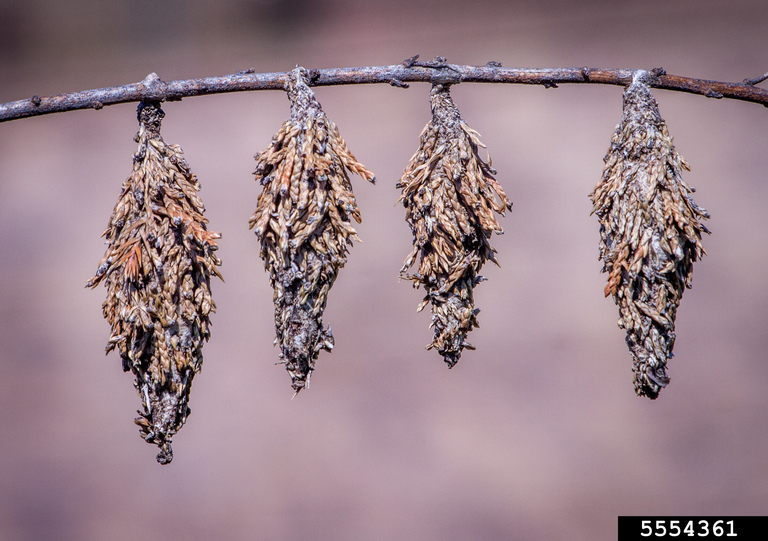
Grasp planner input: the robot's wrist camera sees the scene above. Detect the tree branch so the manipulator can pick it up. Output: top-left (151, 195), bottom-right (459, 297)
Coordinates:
top-left (2, 59), bottom-right (768, 123)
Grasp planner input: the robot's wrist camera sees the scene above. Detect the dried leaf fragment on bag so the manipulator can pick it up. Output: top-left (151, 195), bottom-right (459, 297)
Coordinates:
top-left (590, 77), bottom-right (709, 399)
top-left (87, 101), bottom-right (222, 463)
top-left (397, 83), bottom-right (512, 367)
top-left (249, 67), bottom-right (375, 395)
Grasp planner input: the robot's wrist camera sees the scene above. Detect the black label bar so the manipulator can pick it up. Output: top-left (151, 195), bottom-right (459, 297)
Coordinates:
top-left (618, 516), bottom-right (765, 540)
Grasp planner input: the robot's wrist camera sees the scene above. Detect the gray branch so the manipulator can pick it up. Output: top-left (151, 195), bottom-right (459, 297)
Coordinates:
top-left (2, 58), bottom-right (768, 123)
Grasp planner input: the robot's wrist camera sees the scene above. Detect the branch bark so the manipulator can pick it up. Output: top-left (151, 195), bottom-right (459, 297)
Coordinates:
top-left (2, 59), bottom-right (768, 123)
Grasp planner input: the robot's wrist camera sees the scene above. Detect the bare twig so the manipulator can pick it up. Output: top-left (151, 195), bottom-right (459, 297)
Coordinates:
top-left (2, 60), bottom-right (768, 122)
top-left (743, 71), bottom-right (768, 86)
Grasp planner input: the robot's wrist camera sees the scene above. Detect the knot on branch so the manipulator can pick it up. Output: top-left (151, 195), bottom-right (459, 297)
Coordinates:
top-left (629, 68), bottom-right (666, 90)
top-left (403, 54), bottom-right (462, 85)
top-left (141, 72), bottom-right (168, 102)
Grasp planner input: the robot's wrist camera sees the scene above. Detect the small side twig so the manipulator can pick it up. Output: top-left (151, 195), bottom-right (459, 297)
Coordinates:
top-left (743, 71), bottom-right (768, 86)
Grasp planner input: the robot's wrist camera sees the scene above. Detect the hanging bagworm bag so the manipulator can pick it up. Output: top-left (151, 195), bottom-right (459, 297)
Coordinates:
top-left (590, 76), bottom-right (709, 399)
top-left (87, 101), bottom-right (222, 463)
top-left (249, 67), bottom-right (375, 394)
top-left (398, 83), bottom-right (512, 368)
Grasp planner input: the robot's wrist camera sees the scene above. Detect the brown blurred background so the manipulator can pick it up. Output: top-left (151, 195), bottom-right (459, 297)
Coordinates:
top-left (1, 1), bottom-right (768, 539)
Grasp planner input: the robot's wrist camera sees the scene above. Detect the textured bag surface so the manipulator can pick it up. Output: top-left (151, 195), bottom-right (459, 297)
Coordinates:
top-left (250, 67), bottom-right (375, 394)
top-left (590, 78), bottom-right (709, 398)
top-left (398, 83), bottom-right (512, 367)
top-left (88, 101), bottom-right (222, 463)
